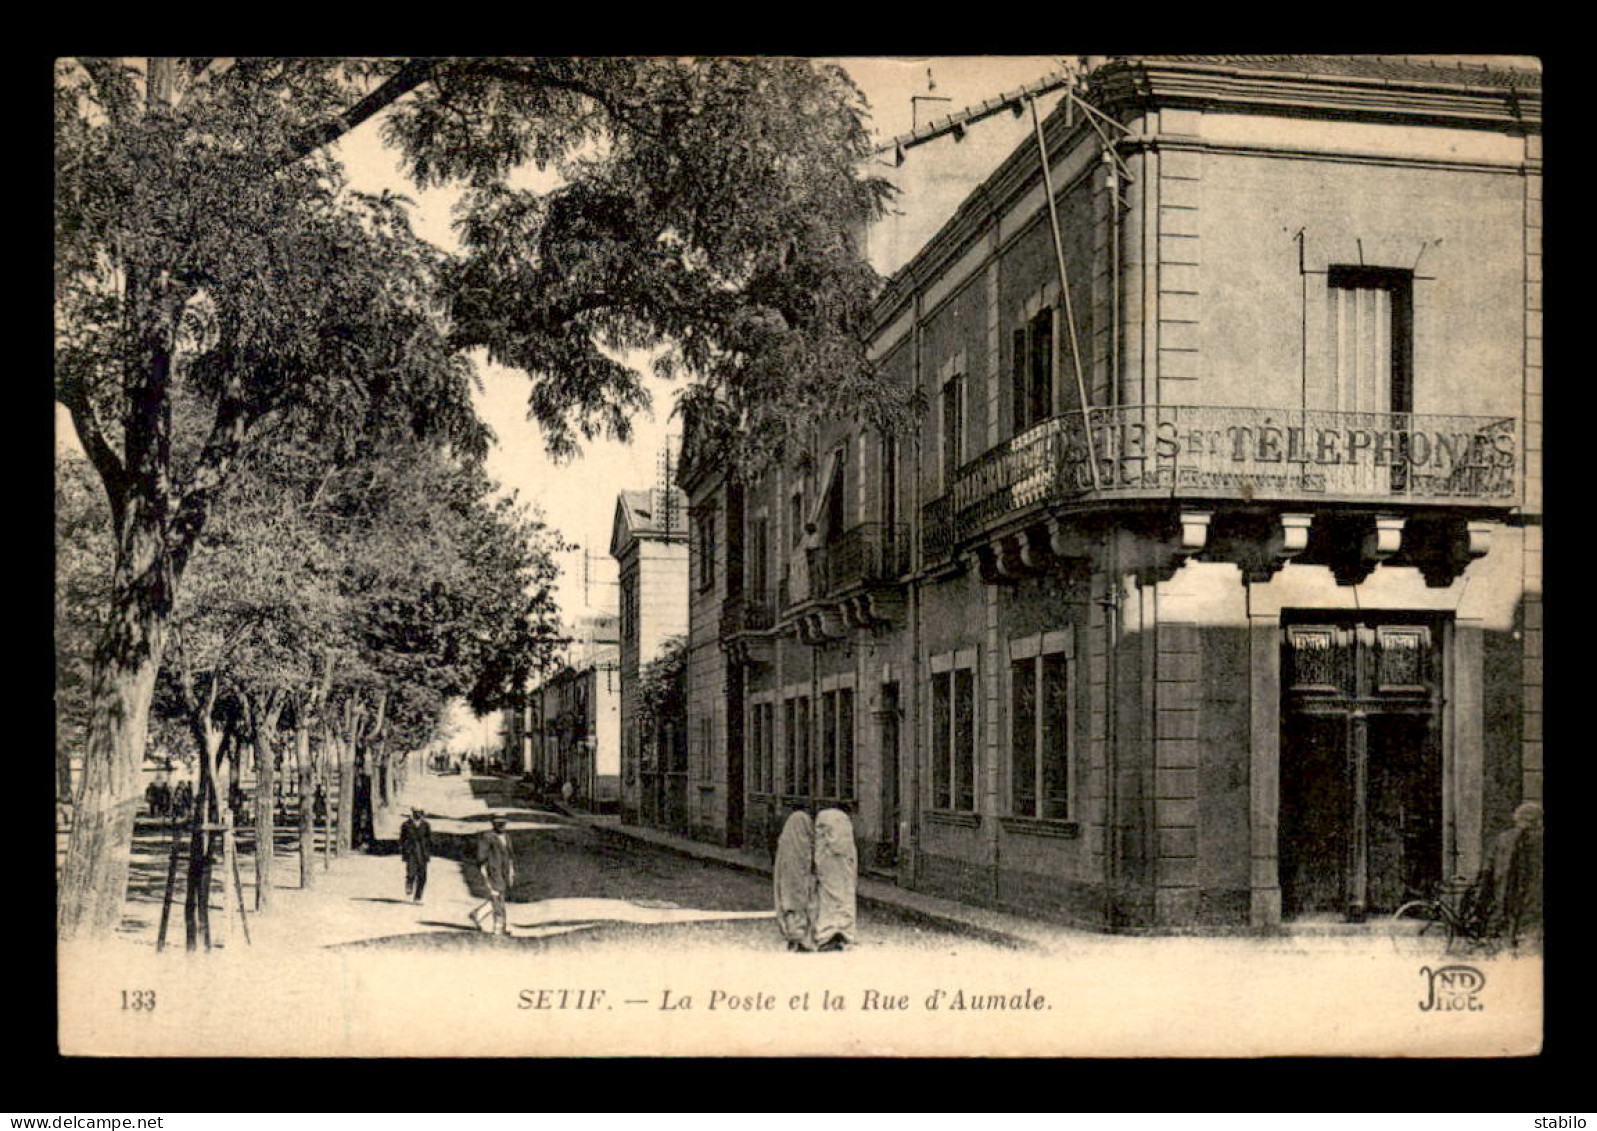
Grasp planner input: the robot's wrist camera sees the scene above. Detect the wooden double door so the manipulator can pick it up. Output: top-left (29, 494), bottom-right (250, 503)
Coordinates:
top-left (1280, 614), bottom-right (1445, 921)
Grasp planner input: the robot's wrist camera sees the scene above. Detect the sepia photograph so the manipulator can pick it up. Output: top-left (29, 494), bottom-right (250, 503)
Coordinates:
top-left (53, 54), bottom-right (1544, 1059)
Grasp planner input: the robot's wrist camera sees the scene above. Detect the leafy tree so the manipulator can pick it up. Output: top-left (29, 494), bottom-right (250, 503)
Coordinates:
top-left (401, 58), bottom-right (898, 465)
top-left (55, 56), bottom-right (892, 941)
top-left (55, 58), bottom-right (483, 939)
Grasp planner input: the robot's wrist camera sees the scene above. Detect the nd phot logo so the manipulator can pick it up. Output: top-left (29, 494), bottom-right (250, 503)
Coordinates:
top-left (1418, 964), bottom-right (1486, 1012)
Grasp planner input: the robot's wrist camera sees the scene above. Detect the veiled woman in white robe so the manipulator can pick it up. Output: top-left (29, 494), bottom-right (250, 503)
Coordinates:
top-left (773, 809), bottom-right (817, 951)
top-left (812, 808), bottom-right (858, 950)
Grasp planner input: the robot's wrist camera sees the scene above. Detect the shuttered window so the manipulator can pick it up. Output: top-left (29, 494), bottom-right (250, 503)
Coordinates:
top-left (1327, 266), bottom-right (1413, 416)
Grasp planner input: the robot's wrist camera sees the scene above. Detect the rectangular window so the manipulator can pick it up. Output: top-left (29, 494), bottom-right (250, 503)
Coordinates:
top-left (783, 698), bottom-right (796, 794)
top-left (941, 373), bottom-right (965, 486)
top-left (820, 690), bottom-right (838, 798)
top-left (880, 430), bottom-right (898, 529)
top-left (749, 704), bottom-right (764, 793)
top-left (696, 508), bottom-right (717, 592)
top-left (1327, 266), bottom-right (1414, 416)
top-left (1012, 306), bottom-right (1057, 434)
top-left (766, 702), bottom-right (779, 792)
top-left (1009, 636), bottom-right (1074, 820)
top-left (931, 656), bottom-right (977, 813)
top-left (697, 716), bottom-right (713, 778)
top-left (838, 687), bottom-right (855, 801)
top-left (953, 668), bottom-right (975, 812)
top-left (932, 672), bottom-right (952, 809)
top-left (796, 696), bottom-right (811, 796)
top-left (1010, 657), bottom-right (1037, 815)
top-left (749, 517), bottom-right (769, 598)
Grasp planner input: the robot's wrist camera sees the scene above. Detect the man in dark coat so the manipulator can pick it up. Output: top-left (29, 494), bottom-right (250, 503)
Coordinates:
top-left (470, 814), bottom-right (515, 936)
top-left (1475, 801), bottom-right (1544, 948)
top-left (399, 807), bottom-right (432, 903)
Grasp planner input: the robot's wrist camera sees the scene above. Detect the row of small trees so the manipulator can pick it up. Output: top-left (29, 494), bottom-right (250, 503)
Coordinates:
top-left (57, 419), bottom-right (565, 945)
top-left (54, 56), bottom-right (894, 941)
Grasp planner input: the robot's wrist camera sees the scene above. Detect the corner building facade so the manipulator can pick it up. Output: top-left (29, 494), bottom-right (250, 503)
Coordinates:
top-left (699, 55), bottom-right (1542, 932)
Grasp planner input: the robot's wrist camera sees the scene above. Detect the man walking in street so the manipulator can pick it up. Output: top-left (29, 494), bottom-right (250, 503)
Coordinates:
top-left (471, 814), bottom-right (515, 936)
top-left (400, 806), bottom-right (432, 903)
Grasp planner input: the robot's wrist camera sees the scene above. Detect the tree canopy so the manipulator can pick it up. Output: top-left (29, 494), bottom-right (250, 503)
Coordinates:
top-left (54, 55), bottom-right (897, 941)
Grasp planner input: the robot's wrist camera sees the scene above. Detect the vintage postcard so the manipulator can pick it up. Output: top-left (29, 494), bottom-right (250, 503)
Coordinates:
top-left (54, 54), bottom-right (1543, 1058)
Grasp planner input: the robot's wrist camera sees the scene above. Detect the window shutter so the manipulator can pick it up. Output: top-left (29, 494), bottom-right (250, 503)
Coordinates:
top-left (1012, 326), bottom-right (1029, 433)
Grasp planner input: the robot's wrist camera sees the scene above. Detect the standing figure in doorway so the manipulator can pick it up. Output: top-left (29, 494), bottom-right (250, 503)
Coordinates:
top-left (400, 807), bottom-right (432, 903)
top-left (773, 809), bottom-right (817, 952)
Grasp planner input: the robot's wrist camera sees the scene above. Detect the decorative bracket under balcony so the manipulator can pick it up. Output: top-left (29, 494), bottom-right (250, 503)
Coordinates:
top-left (721, 636), bottom-right (774, 667)
top-left (1134, 509), bottom-right (1213, 585)
top-left (1327, 515), bottom-right (1407, 586)
top-left (1217, 512), bottom-right (1314, 584)
top-left (840, 590), bottom-right (905, 630)
top-left (796, 607), bottom-right (848, 646)
top-left (1398, 516), bottom-right (1495, 589)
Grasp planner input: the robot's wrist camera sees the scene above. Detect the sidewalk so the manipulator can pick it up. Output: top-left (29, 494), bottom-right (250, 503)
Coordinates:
top-left (578, 813), bottom-right (1082, 953)
top-left (222, 770), bottom-right (533, 951)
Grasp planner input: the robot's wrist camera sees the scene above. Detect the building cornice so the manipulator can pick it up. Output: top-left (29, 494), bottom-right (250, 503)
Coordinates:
top-left (867, 56), bottom-right (1540, 345)
top-left (1091, 57), bottom-right (1540, 134)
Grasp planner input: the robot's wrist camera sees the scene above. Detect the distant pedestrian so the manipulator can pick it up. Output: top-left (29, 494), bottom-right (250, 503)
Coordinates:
top-left (173, 781), bottom-right (194, 823)
top-left (774, 809), bottom-right (817, 952)
top-left (812, 808), bottom-right (858, 952)
top-left (471, 814), bottom-right (515, 936)
top-left (312, 784), bottom-right (327, 825)
top-left (400, 807), bottom-right (432, 903)
top-left (561, 780), bottom-right (575, 808)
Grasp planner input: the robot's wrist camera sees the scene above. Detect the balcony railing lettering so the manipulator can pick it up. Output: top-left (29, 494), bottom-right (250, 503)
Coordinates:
top-left (922, 405), bottom-right (1517, 558)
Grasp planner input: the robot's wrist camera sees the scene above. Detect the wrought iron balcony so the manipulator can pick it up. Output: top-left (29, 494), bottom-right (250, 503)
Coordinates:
top-left (806, 522), bottom-right (912, 597)
top-left (923, 405), bottom-right (1517, 559)
top-left (719, 589), bottom-right (777, 639)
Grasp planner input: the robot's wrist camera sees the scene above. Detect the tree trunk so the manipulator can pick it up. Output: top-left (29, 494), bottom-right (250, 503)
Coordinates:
top-left (184, 712), bottom-right (223, 952)
top-left (57, 226), bottom-right (199, 943)
top-left (294, 719), bottom-right (315, 889)
top-left (55, 537), bottom-right (168, 942)
top-left (337, 700), bottom-right (359, 853)
top-left (249, 691), bottom-right (283, 912)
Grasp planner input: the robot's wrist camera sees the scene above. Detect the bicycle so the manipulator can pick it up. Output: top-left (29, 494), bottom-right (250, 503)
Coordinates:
top-left (1388, 875), bottom-right (1500, 957)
